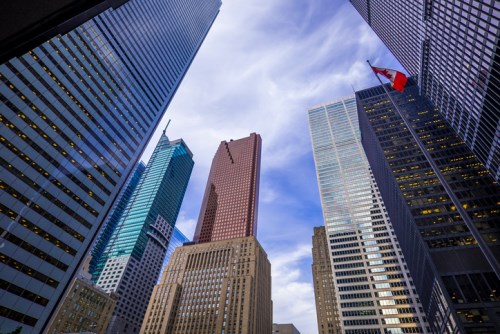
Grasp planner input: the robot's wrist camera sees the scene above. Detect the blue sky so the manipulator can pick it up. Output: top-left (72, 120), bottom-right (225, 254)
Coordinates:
top-left (141, 0), bottom-right (404, 332)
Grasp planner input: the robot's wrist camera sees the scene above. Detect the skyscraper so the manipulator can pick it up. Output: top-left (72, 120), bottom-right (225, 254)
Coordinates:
top-left (0, 0), bottom-right (220, 332)
top-left (142, 133), bottom-right (272, 334)
top-left (158, 227), bottom-right (190, 283)
top-left (94, 133), bottom-right (193, 334)
top-left (142, 237), bottom-right (271, 334)
top-left (90, 161), bottom-right (146, 281)
top-left (350, 1), bottom-right (500, 181)
top-left (1, 0), bottom-right (123, 63)
top-left (194, 133), bottom-right (262, 243)
top-left (308, 97), bottom-right (429, 333)
top-left (356, 78), bottom-right (500, 333)
top-left (311, 226), bottom-right (341, 334)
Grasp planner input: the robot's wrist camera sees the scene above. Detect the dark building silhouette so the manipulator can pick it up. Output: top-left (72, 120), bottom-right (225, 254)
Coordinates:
top-left (273, 323), bottom-right (301, 334)
top-left (351, 0), bottom-right (500, 182)
top-left (0, 0), bottom-right (126, 63)
top-left (356, 78), bottom-right (500, 333)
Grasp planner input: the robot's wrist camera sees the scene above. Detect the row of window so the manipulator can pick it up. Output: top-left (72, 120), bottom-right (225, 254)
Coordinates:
top-left (0, 202), bottom-right (77, 255)
top-left (0, 252), bottom-right (59, 288)
top-left (2, 70), bottom-right (119, 190)
top-left (0, 181), bottom-right (86, 242)
top-left (0, 135), bottom-right (105, 208)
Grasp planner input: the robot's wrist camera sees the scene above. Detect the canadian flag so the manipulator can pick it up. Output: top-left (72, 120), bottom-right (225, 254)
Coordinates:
top-left (371, 66), bottom-right (407, 92)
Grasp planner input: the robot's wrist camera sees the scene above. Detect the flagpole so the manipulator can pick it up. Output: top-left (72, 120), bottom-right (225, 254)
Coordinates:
top-left (366, 60), bottom-right (500, 277)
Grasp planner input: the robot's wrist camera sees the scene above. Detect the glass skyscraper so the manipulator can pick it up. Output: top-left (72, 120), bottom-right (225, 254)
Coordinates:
top-left (158, 227), bottom-right (190, 284)
top-left (356, 79), bottom-right (500, 333)
top-left (0, 0), bottom-right (221, 332)
top-left (350, 1), bottom-right (500, 182)
top-left (194, 133), bottom-right (262, 243)
top-left (90, 161), bottom-right (146, 281)
top-left (308, 97), bottom-right (429, 334)
top-left (94, 133), bottom-right (194, 334)
top-left (142, 134), bottom-right (272, 334)
top-left (91, 164), bottom-right (190, 285)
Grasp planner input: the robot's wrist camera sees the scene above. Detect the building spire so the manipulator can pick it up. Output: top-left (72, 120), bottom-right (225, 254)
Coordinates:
top-left (163, 119), bottom-right (171, 135)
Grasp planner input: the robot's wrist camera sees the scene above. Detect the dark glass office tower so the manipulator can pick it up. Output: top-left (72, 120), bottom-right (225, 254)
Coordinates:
top-left (350, 1), bottom-right (500, 182)
top-left (356, 78), bottom-right (500, 334)
top-left (89, 161), bottom-right (146, 281)
top-left (0, 0), bottom-right (127, 63)
top-left (0, 0), bottom-right (221, 332)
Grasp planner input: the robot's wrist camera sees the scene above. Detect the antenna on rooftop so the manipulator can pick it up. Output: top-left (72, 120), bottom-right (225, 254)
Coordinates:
top-left (163, 119), bottom-right (171, 135)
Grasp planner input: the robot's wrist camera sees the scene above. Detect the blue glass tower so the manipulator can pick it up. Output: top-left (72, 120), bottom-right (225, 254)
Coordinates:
top-left (89, 161), bottom-right (146, 281)
top-left (0, 0), bottom-right (221, 332)
top-left (158, 227), bottom-right (190, 283)
top-left (95, 133), bottom-right (193, 334)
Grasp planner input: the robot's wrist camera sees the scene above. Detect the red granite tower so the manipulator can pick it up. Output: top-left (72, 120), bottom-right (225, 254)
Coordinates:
top-left (194, 133), bottom-right (261, 243)
top-left (140, 133), bottom-right (272, 334)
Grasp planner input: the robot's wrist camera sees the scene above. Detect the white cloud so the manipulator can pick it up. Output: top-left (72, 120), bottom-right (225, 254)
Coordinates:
top-left (141, 0), bottom-right (401, 332)
top-left (269, 244), bottom-right (317, 333)
top-left (260, 184), bottom-right (279, 204)
top-left (174, 211), bottom-right (197, 240)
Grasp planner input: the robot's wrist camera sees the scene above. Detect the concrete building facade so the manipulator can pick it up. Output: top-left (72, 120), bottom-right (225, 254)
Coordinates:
top-left (141, 237), bottom-right (271, 334)
top-left (46, 271), bottom-right (116, 334)
top-left (142, 134), bottom-right (272, 334)
top-left (158, 227), bottom-right (190, 284)
top-left (312, 226), bottom-right (341, 334)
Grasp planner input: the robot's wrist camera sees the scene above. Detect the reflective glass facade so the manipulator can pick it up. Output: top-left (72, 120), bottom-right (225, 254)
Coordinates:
top-left (90, 161), bottom-right (146, 281)
top-left (95, 134), bottom-right (193, 334)
top-left (145, 134), bottom-right (272, 333)
top-left (357, 79), bottom-right (500, 334)
top-left (308, 97), bottom-right (429, 334)
top-left (0, 0), bottom-right (221, 332)
top-left (158, 227), bottom-right (190, 284)
top-left (194, 133), bottom-right (262, 243)
top-left (350, 0), bottom-right (500, 182)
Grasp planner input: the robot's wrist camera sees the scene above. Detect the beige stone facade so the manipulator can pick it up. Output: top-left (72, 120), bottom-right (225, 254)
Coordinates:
top-left (140, 236), bottom-right (271, 334)
top-left (46, 272), bottom-right (116, 334)
top-left (312, 226), bottom-right (341, 334)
